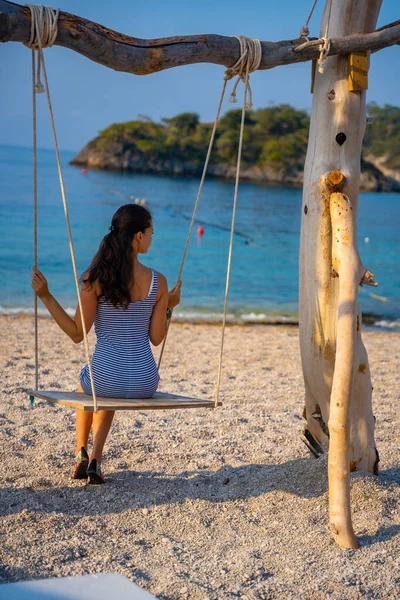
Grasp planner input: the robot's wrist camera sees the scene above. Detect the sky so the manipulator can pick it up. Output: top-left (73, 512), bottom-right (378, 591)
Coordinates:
top-left (1, 0), bottom-right (399, 151)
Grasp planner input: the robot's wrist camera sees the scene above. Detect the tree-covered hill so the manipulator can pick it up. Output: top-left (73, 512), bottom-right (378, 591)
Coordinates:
top-left (363, 103), bottom-right (400, 172)
top-left (71, 104), bottom-right (400, 192)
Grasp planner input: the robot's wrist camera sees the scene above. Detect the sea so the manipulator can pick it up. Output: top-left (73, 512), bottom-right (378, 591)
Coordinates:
top-left (0, 144), bottom-right (399, 329)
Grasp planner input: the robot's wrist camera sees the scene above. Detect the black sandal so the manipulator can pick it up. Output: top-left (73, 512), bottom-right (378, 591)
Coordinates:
top-left (72, 447), bottom-right (89, 480)
top-left (87, 458), bottom-right (105, 485)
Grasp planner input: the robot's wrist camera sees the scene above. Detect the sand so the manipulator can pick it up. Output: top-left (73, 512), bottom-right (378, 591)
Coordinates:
top-left (0, 315), bottom-right (399, 599)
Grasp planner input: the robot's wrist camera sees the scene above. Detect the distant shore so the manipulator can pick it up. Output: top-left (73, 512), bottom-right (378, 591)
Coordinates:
top-left (69, 156), bottom-right (400, 193)
top-left (69, 103), bottom-right (400, 193)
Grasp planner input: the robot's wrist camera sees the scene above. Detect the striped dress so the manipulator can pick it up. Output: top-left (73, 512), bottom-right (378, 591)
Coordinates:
top-left (80, 269), bottom-right (160, 398)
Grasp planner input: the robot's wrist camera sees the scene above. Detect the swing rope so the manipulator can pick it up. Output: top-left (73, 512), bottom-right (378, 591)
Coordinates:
top-left (24, 4), bottom-right (98, 412)
top-left (31, 47), bottom-right (39, 394)
top-left (24, 5), bottom-right (261, 411)
top-left (214, 61), bottom-right (252, 408)
top-left (157, 35), bottom-right (261, 409)
top-left (299, 0), bottom-right (319, 41)
top-left (156, 77), bottom-right (229, 370)
top-left (296, 0), bottom-right (333, 74)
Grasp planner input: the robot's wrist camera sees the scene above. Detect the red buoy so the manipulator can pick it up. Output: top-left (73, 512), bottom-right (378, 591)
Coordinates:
top-left (197, 225), bottom-right (204, 236)
top-left (81, 168), bottom-right (87, 175)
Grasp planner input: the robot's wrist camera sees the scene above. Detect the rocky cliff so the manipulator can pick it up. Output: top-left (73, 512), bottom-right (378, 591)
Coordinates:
top-left (70, 105), bottom-right (400, 192)
top-left (70, 139), bottom-right (400, 192)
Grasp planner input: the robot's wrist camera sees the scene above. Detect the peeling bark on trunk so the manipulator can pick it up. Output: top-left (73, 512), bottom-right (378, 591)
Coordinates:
top-left (299, 0), bottom-right (381, 547)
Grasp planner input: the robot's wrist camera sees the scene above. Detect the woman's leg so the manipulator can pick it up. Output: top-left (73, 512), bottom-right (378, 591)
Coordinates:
top-left (75, 383), bottom-right (93, 455)
top-left (75, 383), bottom-right (114, 464)
top-left (90, 410), bottom-right (115, 464)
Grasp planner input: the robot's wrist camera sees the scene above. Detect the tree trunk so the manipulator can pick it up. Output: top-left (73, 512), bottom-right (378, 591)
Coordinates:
top-left (299, 0), bottom-right (381, 547)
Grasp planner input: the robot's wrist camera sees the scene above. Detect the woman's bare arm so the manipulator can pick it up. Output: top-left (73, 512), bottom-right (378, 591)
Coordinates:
top-left (31, 267), bottom-right (98, 343)
top-left (149, 274), bottom-right (182, 346)
top-left (149, 273), bottom-right (169, 346)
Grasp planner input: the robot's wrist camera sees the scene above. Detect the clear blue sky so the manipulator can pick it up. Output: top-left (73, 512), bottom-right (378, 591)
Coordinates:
top-left (1, 0), bottom-right (398, 151)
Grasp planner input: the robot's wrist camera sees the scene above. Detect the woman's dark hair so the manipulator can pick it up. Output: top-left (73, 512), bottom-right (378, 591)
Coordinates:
top-left (83, 203), bottom-right (152, 308)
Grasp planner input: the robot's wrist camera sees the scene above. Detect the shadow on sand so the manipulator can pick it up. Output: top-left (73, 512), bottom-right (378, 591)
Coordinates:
top-left (1, 459), bottom-right (399, 546)
top-left (1, 456), bottom-right (329, 516)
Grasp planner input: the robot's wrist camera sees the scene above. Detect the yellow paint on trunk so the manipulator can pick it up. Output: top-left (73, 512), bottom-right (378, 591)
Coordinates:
top-left (311, 59), bottom-right (317, 94)
top-left (348, 52), bottom-right (368, 91)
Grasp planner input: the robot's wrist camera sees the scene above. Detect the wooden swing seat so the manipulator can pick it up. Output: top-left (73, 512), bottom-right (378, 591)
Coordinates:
top-left (28, 389), bottom-right (220, 412)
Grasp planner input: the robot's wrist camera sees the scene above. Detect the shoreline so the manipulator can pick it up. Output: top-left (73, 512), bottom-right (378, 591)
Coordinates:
top-left (0, 309), bottom-right (298, 327)
top-left (68, 159), bottom-right (305, 189)
top-left (68, 162), bottom-right (400, 194)
top-left (1, 309), bottom-right (399, 331)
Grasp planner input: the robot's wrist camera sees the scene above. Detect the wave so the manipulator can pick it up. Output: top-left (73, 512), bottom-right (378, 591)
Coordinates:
top-left (0, 305), bottom-right (296, 324)
top-left (171, 310), bottom-right (299, 325)
top-left (0, 305), bottom-right (77, 317)
top-left (1, 305), bottom-right (399, 329)
top-left (373, 319), bottom-right (400, 330)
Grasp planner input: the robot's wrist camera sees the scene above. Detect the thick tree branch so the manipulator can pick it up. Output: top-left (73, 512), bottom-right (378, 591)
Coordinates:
top-left (0, 0), bottom-right (399, 75)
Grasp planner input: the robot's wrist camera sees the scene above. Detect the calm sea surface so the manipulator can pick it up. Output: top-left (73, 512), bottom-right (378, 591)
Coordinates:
top-left (0, 145), bottom-right (399, 328)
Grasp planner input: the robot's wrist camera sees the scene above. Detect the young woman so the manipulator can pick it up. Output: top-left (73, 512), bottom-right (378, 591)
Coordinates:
top-left (31, 204), bottom-right (181, 484)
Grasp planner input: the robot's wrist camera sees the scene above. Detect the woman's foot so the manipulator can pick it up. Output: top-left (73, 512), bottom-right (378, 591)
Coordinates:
top-left (72, 447), bottom-right (89, 480)
top-left (87, 458), bottom-right (105, 485)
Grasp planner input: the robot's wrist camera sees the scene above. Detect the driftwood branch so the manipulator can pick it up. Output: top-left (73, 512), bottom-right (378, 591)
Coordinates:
top-left (328, 191), bottom-right (363, 550)
top-left (0, 0), bottom-right (399, 76)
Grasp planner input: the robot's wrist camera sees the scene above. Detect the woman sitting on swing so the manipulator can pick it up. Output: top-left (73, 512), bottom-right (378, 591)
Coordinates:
top-left (31, 204), bottom-right (182, 484)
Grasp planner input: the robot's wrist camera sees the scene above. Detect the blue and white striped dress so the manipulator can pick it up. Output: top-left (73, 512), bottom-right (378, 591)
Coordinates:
top-left (80, 269), bottom-right (160, 398)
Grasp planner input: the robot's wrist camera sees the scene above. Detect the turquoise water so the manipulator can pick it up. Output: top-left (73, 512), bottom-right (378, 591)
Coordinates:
top-left (0, 144), bottom-right (399, 327)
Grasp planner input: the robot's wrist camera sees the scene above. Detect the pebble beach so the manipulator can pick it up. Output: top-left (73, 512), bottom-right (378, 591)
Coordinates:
top-left (0, 315), bottom-right (399, 599)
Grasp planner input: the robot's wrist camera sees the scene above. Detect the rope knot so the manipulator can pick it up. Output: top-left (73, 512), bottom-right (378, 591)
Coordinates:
top-left (24, 4), bottom-right (60, 93)
top-left (300, 25), bottom-right (310, 40)
top-left (299, 0), bottom-right (319, 41)
top-left (35, 81), bottom-right (45, 94)
top-left (224, 36), bottom-right (262, 109)
top-left (318, 37), bottom-right (331, 74)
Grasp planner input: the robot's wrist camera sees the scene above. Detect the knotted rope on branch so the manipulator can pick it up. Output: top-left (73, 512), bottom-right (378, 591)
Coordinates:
top-left (23, 4), bottom-right (59, 92)
top-left (297, 0), bottom-right (333, 74)
top-left (224, 35), bottom-right (262, 109)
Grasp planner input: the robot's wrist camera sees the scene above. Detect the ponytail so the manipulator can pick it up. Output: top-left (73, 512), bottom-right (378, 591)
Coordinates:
top-left (82, 204), bottom-right (152, 308)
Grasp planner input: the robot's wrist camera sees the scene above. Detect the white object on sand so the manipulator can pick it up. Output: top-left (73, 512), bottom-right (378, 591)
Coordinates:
top-left (0, 572), bottom-right (156, 600)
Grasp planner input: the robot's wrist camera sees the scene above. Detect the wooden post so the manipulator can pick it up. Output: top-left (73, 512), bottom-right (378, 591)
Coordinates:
top-left (299, 0), bottom-right (382, 548)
